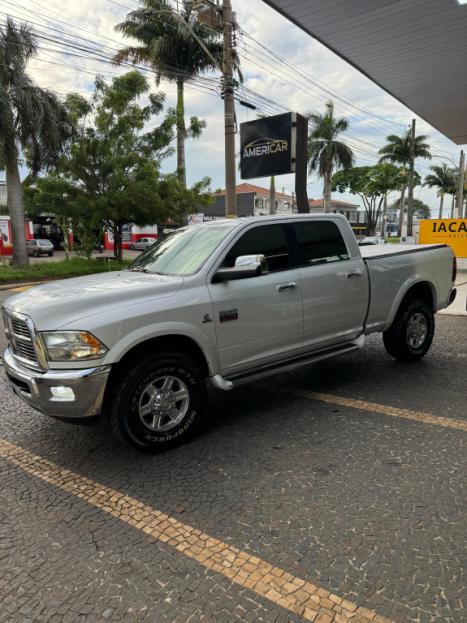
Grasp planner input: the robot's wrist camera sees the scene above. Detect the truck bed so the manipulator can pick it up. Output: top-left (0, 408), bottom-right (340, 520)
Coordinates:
top-left (360, 243), bottom-right (453, 334)
top-left (360, 243), bottom-right (446, 260)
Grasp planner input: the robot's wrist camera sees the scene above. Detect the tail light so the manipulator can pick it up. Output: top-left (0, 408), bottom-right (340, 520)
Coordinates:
top-left (452, 256), bottom-right (457, 283)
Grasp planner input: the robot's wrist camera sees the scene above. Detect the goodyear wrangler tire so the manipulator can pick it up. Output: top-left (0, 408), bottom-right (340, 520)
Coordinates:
top-left (383, 298), bottom-right (434, 362)
top-left (109, 351), bottom-right (207, 450)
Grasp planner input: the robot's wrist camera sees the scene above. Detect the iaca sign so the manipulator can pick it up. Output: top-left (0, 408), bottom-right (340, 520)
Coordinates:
top-left (419, 219), bottom-right (467, 258)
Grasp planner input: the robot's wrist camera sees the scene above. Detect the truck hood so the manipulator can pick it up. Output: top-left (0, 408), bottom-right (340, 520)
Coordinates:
top-left (3, 270), bottom-right (183, 329)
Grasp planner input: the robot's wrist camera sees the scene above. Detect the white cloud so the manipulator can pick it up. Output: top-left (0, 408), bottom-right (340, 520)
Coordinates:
top-left (4, 0), bottom-right (463, 213)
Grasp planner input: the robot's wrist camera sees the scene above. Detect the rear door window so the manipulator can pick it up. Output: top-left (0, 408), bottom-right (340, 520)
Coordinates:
top-left (291, 221), bottom-right (349, 266)
top-left (224, 224), bottom-right (291, 273)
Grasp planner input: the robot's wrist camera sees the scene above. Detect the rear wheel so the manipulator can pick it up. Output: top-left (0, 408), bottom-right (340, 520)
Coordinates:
top-left (383, 298), bottom-right (434, 361)
top-left (107, 351), bottom-right (207, 450)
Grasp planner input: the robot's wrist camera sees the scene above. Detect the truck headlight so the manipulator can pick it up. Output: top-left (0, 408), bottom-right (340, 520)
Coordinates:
top-left (41, 331), bottom-right (108, 362)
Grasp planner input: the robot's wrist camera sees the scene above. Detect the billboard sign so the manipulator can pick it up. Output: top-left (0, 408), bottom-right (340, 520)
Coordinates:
top-left (419, 218), bottom-right (467, 258)
top-left (240, 112), bottom-right (295, 179)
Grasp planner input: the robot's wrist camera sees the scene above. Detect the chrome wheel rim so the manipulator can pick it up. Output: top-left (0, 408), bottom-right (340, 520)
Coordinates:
top-left (138, 375), bottom-right (190, 432)
top-left (407, 312), bottom-right (428, 349)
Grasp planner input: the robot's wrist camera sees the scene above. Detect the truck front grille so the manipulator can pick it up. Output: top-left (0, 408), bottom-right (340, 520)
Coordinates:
top-left (3, 312), bottom-right (39, 367)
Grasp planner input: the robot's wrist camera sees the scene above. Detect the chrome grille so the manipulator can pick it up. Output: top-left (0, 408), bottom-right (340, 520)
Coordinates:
top-left (10, 317), bottom-right (31, 339)
top-left (3, 312), bottom-right (39, 366)
top-left (13, 339), bottom-right (37, 361)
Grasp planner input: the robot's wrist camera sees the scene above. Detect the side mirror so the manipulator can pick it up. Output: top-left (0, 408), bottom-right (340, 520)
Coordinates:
top-left (213, 254), bottom-right (268, 283)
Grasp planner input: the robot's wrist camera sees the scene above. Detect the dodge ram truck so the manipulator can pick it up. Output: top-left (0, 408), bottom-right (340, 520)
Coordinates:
top-left (2, 214), bottom-right (457, 450)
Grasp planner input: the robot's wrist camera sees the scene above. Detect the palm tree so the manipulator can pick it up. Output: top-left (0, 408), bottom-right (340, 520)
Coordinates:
top-left (307, 101), bottom-right (354, 213)
top-left (378, 131), bottom-right (431, 235)
top-left (0, 18), bottom-right (70, 266)
top-left (114, 0), bottom-right (225, 187)
top-left (424, 164), bottom-right (457, 219)
top-left (372, 163), bottom-right (405, 237)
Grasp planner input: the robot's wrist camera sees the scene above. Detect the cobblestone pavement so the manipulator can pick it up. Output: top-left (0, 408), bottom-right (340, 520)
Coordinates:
top-left (0, 304), bottom-right (465, 623)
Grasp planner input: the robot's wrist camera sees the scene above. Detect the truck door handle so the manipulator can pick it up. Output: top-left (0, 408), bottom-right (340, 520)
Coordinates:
top-left (346, 270), bottom-right (363, 279)
top-left (277, 282), bottom-right (297, 291)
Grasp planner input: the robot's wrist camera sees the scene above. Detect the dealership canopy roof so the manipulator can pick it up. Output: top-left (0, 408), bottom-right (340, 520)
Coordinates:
top-left (263, 0), bottom-right (467, 145)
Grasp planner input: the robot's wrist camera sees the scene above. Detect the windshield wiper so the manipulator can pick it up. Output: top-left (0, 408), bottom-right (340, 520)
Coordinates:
top-left (128, 266), bottom-right (148, 273)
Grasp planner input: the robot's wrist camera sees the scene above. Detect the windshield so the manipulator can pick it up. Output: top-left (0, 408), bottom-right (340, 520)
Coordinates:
top-left (128, 224), bottom-right (236, 276)
top-left (38, 239), bottom-right (51, 244)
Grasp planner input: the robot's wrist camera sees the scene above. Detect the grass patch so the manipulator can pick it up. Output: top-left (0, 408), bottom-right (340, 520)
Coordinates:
top-left (0, 257), bottom-right (132, 285)
top-left (385, 236), bottom-right (400, 243)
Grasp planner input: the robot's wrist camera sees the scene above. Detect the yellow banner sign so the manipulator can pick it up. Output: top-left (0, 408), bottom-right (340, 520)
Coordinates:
top-left (419, 219), bottom-right (467, 258)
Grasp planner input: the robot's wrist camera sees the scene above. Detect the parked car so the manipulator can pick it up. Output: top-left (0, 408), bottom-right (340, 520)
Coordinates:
top-left (26, 239), bottom-right (54, 257)
top-left (129, 237), bottom-right (157, 251)
top-left (358, 236), bottom-right (386, 246)
top-left (2, 215), bottom-right (457, 451)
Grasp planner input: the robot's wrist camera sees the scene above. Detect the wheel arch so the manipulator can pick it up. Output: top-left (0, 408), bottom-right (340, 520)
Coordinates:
top-left (385, 279), bottom-right (436, 330)
top-left (105, 332), bottom-right (213, 401)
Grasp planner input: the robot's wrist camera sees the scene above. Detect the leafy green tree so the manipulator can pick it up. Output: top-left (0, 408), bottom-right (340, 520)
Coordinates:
top-left (378, 130), bottom-right (431, 235)
top-left (0, 18), bottom-right (71, 266)
top-left (424, 164), bottom-right (457, 219)
top-left (26, 71), bottom-right (212, 260)
top-left (307, 101), bottom-right (354, 213)
top-left (370, 163), bottom-right (407, 237)
top-left (332, 164), bottom-right (411, 235)
top-left (390, 197), bottom-right (431, 220)
top-left (114, 0), bottom-right (225, 187)
top-left (23, 175), bottom-right (91, 259)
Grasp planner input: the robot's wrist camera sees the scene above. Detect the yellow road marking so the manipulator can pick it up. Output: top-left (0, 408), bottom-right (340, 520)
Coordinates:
top-left (285, 389), bottom-right (467, 432)
top-left (9, 285), bottom-right (35, 292)
top-left (0, 437), bottom-right (392, 623)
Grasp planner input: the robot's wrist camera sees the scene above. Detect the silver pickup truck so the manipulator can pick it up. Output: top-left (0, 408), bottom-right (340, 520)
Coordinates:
top-left (2, 214), bottom-right (457, 450)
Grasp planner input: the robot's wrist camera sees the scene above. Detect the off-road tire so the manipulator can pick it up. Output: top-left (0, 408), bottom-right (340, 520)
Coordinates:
top-left (383, 298), bottom-right (434, 362)
top-left (107, 351), bottom-right (207, 451)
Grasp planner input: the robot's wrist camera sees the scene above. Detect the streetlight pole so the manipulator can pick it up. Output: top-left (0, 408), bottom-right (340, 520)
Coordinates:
top-left (407, 118), bottom-right (416, 237)
top-left (222, 0), bottom-right (237, 217)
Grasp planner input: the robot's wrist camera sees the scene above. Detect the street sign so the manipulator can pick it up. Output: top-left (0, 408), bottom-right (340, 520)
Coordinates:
top-left (240, 113), bottom-right (296, 179)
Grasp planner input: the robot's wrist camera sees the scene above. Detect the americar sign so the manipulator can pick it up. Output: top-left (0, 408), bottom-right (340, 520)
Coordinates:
top-left (419, 219), bottom-right (467, 258)
top-left (240, 113), bottom-right (296, 179)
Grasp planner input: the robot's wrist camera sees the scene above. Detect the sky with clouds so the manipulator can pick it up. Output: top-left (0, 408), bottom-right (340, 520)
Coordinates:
top-left (2, 0), bottom-right (465, 214)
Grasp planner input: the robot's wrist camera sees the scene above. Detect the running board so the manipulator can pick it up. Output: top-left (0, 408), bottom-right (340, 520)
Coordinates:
top-left (210, 342), bottom-right (361, 391)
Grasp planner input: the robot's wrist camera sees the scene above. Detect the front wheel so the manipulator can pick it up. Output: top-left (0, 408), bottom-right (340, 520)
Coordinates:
top-left (383, 298), bottom-right (434, 362)
top-left (107, 351), bottom-right (207, 450)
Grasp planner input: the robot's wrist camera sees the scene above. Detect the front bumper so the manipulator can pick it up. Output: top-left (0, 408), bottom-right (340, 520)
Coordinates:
top-left (2, 347), bottom-right (111, 419)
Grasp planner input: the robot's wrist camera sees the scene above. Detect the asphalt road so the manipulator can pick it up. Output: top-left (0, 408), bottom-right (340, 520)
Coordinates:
top-left (0, 286), bottom-right (465, 623)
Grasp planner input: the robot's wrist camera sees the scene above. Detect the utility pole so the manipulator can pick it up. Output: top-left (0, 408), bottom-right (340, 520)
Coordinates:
top-left (192, 0), bottom-right (237, 217)
top-left (222, 0), bottom-right (237, 217)
top-left (455, 150), bottom-right (465, 219)
top-left (406, 118), bottom-right (416, 238)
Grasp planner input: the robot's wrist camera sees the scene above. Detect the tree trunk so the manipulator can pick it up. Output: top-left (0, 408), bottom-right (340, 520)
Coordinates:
top-left (397, 185), bottom-right (406, 237)
top-left (176, 78), bottom-right (186, 188)
top-left (269, 176), bottom-right (276, 215)
top-left (450, 194), bottom-right (455, 219)
top-left (323, 170), bottom-right (332, 213)
top-left (438, 192), bottom-right (444, 220)
top-left (381, 192), bottom-right (388, 238)
top-left (113, 226), bottom-right (123, 262)
top-left (5, 155), bottom-right (29, 267)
